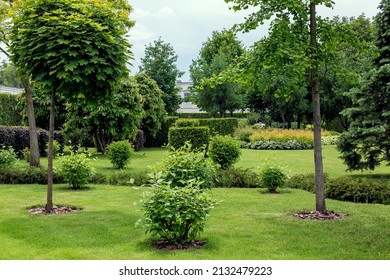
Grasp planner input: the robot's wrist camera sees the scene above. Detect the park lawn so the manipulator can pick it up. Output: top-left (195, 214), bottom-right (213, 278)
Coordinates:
top-left (0, 184), bottom-right (389, 260)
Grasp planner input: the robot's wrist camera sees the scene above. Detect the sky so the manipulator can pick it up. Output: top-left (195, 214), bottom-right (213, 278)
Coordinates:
top-left (128, 0), bottom-right (382, 81)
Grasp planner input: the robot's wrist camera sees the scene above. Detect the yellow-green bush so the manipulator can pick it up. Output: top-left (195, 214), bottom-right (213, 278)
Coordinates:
top-left (249, 129), bottom-right (314, 145)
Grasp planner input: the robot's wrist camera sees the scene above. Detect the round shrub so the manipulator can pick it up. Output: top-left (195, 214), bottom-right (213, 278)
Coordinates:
top-left (138, 180), bottom-right (217, 245)
top-left (208, 135), bottom-right (241, 169)
top-left (259, 163), bottom-right (288, 193)
top-left (58, 153), bottom-right (95, 189)
top-left (149, 142), bottom-right (217, 189)
top-left (0, 146), bottom-right (17, 168)
top-left (107, 140), bottom-right (134, 169)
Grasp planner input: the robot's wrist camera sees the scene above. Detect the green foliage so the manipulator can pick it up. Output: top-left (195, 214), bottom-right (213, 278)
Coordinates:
top-left (134, 73), bottom-right (167, 139)
top-left (168, 126), bottom-right (210, 150)
top-left (242, 140), bottom-right (313, 150)
top-left (107, 171), bottom-right (149, 186)
top-left (10, 0), bottom-right (133, 103)
top-left (208, 135), bottom-right (241, 169)
top-left (58, 152), bottom-right (95, 189)
top-left (175, 119), bottom-right (201, 127)
top-left (144, 116), bottom-right (178, 148)
top-left (0, 145), bottom-right (17, 168)
top-left (139, 37), bottom-right (183, 115)
top-left (0, 61), bottom-right (22, 88)
top-left (199, 118), bottom-right (238, 136)
top-left (213, 167), bottom-right (259, 188)
top-left (285, 173), bottom-right (328, 193)
top-left (190, 29), bottom-right (245, 117)
top-left (0, 167), bottom-right (64, 184)
top-left (0, 93), bottom-right (22, 126)
top-left (66, 77), bottom-right (144, 154)
top-left (138, 180), bottom-right (217, 245)
top-left (107, 141), bottom-right (135, 169)
top-left (325, 177), bottom-right (390, 205)
top-left (258, 163), bottom-right (289, 192)
top-left (149, 142), bottom-right (217, 189)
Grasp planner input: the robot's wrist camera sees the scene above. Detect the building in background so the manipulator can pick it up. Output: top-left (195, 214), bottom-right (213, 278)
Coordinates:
top-left (176, 80), bottom-right (203, 113)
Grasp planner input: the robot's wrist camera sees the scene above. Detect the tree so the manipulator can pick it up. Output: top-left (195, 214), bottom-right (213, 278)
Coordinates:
top-left (1, 0), bottom-right (40, 167)
top-left (0, 60), bottom-right (21, 87)
top-left (338, 0), bottom-right (390, 170)
top-left (10, 0), bottom-right (133, 212)
top-left (134, 72), bottom-right (167, 139)
top-left (139, 37), bottom-right (183, 115)
top-left (66, 77), bottom-right (143, 154)
top-left (190, 29), bottom-right (245, 118)
top-left (224, 0), bottom-right (338, 212)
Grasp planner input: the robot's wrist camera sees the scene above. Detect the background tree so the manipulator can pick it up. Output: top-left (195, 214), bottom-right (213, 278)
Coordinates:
top-left (190, 29), bottom-right (245, 117)
top-left (1, 0), bottom-right (40, 167)
top-left (134, 72), bottom-right (167, 139)
top-left (0, 60), bottom-right (21, 87)
top-left (66, 77), bottom-right (143, 154)
top-left (338, 0), bottom-right (390, 170)
top-left (139, 37), bottom-right (183, 115)
top-left (10, 0), bottom-right (133, 212)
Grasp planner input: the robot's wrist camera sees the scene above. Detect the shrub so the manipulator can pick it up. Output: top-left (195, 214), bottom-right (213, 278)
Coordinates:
top-left (285, 173), bottom-right (318, 193)
top-left (325, 177), bottom-right (390, 205)
top-left (243, 140), bottom-right (313, 150)
top-left (0, 167), bottom-right (64, 184)
top-left (259, 163), bottom-right (289, 192)
top-left (234, 127), bottom-right (254, 142)
top-left (175, 119), bottom-right (200, 127)
top-left (250, 129), bottom-right (314, 146)
top-left (0, 92), bottom-right (22, 126)
top-left (0, 146), bottom-right (17, 168)
top-left (168, 126), bottom-right (210, 150)
top-left (131, 129), bottom-right (145, 151)
top-left (108, 170), bottom-right (149, 186)
top-left (149, 142), bottom-right (217, 189)
top-left (198, 118), bottom-right (238, 136)
top-left (214, 167), bottom-right (259, 188)
top-left (58, 153), bottom-right (95, 189)
top-left (321, 136), bottom-right (340, 146)
top-left (107, 141), bottom-right (134, 169)
top-left (208, 135), bottom-right (241, 169)
top-left (144, 116), bottom-right (178, 148)
top-left (138, 180), bottom-right (217, 245)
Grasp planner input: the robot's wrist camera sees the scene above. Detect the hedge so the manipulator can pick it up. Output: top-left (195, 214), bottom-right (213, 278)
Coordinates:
top-left (144, 116), bottom-right (178, 148)
top-left (177, 112), bottom-right (249, 119)
top-left (174, 118), bottom-right (238, 136)
top-left (168, 126), bottom-right (210, 150)
top-left (0, 92), bottom-right (22, 126)
top-left (0, 126), bottom-right (65, 157)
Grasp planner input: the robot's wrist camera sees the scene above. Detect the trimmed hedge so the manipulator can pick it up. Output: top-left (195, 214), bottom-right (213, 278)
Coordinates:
top-left (0, 167), bottom-right (64, 184)
top-left (0, 92), bottom-right (22, 126)
top-left (199, 118), bottom-right (238, 136)
top-left (0, 126), bottom-right (64, 157)
top-left (177, 112), bottom-right (249, 119)
top-left (175, 119), bottom-right (200, 127)
top-left (168, 126), bottom-right (210, 150)
top-left (144, 116), bottom-right (178, 148)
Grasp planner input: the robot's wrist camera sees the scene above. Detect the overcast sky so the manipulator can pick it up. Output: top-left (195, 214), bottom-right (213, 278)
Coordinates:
top-left (128, 0), bottom-right (381, 81)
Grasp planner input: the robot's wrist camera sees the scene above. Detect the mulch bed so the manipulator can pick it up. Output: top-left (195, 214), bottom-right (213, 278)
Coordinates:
top-left (154, 240), bottom-right (207, 250)
top-left (292, 210), bottom-right (347, 220)
top-left (29, 205), bottom-right (82, 215)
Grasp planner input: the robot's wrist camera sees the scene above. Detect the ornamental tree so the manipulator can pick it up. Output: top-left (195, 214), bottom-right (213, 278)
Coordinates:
top-left (10, 0), bottom-right (133, 212)
top-left (338, 0), bottom-right (390, 171)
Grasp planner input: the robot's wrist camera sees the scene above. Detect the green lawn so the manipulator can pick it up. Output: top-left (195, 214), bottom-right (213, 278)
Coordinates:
top-left (1, 145), bottom-right (389, 260)
top-left (0, 184), bottom-right (389, 260)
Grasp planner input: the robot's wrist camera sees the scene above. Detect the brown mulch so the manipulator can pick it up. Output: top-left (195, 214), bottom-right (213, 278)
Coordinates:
top-left (154, 240), bottom-right (207, 250)
top-left (292, 210), bottom-right (347, 221)
top-left (29, 205), bottom-right (82, 215)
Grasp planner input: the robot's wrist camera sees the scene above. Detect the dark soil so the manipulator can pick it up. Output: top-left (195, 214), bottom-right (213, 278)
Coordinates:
top-left (29, 205), bottom-right (82, 215)
top-left (292, 210), bottom-right (347, 220)
top-left (153, 240), bottom-right (207, 250)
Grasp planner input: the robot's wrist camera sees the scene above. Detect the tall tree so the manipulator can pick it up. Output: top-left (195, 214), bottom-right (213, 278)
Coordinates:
top-left (225, 0), bottom-right (337, 212)
top-left (338, 0), bottom-right (390, 170)
top-left (190, 29), bottom-right (245, 117)
top-left (139, 37), bottom-right (183, 115)
top-left (1, 0), bottom-right (40, 167)
top-left (10, 0), bottom-right (133, 212)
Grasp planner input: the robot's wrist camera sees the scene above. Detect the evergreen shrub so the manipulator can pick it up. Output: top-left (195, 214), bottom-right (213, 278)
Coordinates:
top-left (168, 126), bottom-right (210, 150)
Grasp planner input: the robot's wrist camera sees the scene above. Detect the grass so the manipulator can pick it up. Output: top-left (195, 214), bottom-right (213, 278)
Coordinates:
top-left (0, 184), bottom-right (389, 260)
top-left (2, 145), bottom-right (389, 260)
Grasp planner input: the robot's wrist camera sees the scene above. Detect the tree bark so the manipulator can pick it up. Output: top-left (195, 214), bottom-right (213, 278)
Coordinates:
top-left (45, 88), bottom-right (56, 212)
top-left (310, 2), bottom-right (326, 213)
top-left (21, 77), bottom-right (40, 167)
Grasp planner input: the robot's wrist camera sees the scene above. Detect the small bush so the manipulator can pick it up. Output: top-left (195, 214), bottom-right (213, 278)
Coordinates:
top-left (285, 173), bottom-right (329, 193)
top-left (168, 126), bottom-right (210, 150)
top-left (208, 135), bottom-right (241, 169)
top-left (108, 170), bottom-right (149, 186)
top-left (131, 129), bottom-right (145, 151)
top-left (0, 167), bottom-right (64, 184)
top-left (58, 153), bottom-right (95, 189)
top-left (326, 177), bottom-right (390, 205)
top-left (214, 167), bottom-right (259, 188)
top-left (259, 163), bottom-right (289, 193)
top-left (138, 180), bottom-right (217, 245)
top-left (107, 141), bottom-right (135, 169)
top-left (0, 145), bottom-right (17, 168)
top-left (149, 142), bottom-right (217, 189)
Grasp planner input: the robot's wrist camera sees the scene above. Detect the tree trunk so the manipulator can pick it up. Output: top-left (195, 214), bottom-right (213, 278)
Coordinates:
top-left (45, 88), bottom-right (56, 212)
top-left (21, 77), bottom-right (40, 167)
top-left (310, 2), bottom-right (326, 213)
